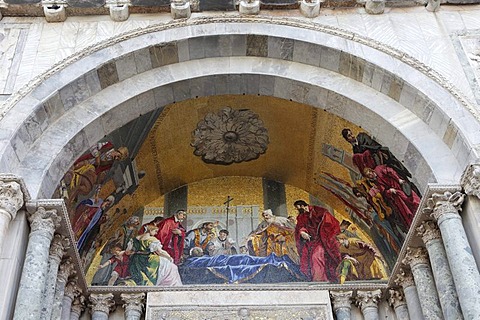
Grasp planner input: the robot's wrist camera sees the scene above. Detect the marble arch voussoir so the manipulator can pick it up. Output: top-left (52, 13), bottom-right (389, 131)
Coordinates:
top-left (0, 18), bottom-right (477, 198)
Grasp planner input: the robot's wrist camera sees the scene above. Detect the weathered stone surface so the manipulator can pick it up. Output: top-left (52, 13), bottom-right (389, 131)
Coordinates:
top-left (200, 0), bottom-right (235, 11)
top-left (131, 0), bottom-right (170, 6)
top-left (246, 35), bottom-right (268, 57)
top-left (66, 0), bottom-right (105, 7)
top-left (149, 43), bottom-right (179, 68)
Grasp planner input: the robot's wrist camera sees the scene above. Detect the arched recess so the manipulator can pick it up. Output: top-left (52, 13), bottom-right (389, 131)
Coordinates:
top-left (0, 17), bottom-right (478, 200)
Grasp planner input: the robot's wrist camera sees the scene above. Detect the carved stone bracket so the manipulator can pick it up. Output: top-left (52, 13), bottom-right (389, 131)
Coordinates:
top-left (424, 191), bottom-right (465, 221)
top-left (356, 289), bottom-right (382, 311)
top-left (330, 291), bottom-right (353, 310)
top-left (28, 207), bottom-right (61, 237)
top-left (403, 247), bottom-right (429, 268)
top-left (388, 288), bottom-right (407, 308)
top-left (121, 292), bottom-right (145, 314)
top-left (416, 221), bottom-right (441, 244)
top-left (89, 293), bottom-right (116, 315)
top-left (394, 268), bottom-right (415, 288)
top-left (0, 180), bottom-right (24, 220)
top-left (461, 164), bottom-right (480, 199)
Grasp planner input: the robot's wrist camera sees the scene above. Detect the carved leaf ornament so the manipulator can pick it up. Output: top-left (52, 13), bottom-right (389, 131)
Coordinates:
top-left (191, 107), bottom-right (269, 165)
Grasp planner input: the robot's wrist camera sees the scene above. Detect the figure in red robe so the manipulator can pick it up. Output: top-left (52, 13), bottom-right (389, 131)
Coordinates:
top-left (294, 200), bottom-right (341, 282)
top-left (156, 210), bottom-right (186, 264)
top-left (365, 165), bottom-right (420, 227)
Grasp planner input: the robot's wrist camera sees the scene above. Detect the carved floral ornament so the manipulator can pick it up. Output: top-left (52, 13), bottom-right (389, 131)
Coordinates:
top-left (191, 107), bottom-right (269, 165)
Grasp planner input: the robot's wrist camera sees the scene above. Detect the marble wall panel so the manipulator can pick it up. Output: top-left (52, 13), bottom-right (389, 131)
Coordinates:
top-left (189, 76), bottom-right (215, 98)
top-left (172, 80), bottom-right (191, 102)
top-left (443, 121), bottom-right (458, 148)
top-left (134, 47), bottom-right (154, 74)
top-left (246, 35), bottom-right (268, 57)
top-left (200, 0), bottom-right (235, 11)
top-left (24, 106), bottom-right (49, 144)
top-left (150, 43), bottom-right (179, 68)
top-left (293, 40), bottom-right (322, 67)
top-left (152, 85), bottom-right (175, 108)
top-left (214, 74), bottom-right (229, 95)
top-left (66, 0), bottom-right (105, 7)
top-left (97, 61), bottom-right (119, 89)
top-left (267, 37), bottom-right (294, 61)
top-left (319, 46), bottom-right (340, 73)
top-left (204, 35), bottom-right (222, 59)
top-left (258, 74), bottom-right (275, 96)
top-left (131, 0), bottom-right (170, 6)
top-left (245, 74), bottom-right (261, 96)
top-left (116, 53), bottom-right (138, 82)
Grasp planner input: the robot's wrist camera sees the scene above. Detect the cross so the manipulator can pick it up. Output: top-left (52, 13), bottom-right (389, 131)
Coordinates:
top-left (224, 196), bottom-right (234, 231)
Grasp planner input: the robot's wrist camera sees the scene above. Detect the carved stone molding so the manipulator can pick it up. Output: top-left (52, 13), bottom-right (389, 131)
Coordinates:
top-left (89, 293), bottom-right (116, 315)
top-left (356, 289), bottom-right (382, 311)
top-left (28, 206), bottom-right (61, 236)
top-left (0, 180), bottom-right (24, 220)
top-left (58, 257), bottom-right (76, 283)
top-left (191, 107), bottom-right (269, 165)
top-left (461, 164), bottom-right (480, 199)
top-left (64, 281), bottom-right (82, 300)
top-left (403, 247), bottom-right (429, 267)
top-left (424, 191), bottom-right (465, 221)
top-left (394, 268), bottom-right (415, 288)
top-left (49, 234), bottom-right (71, 261)
top-left (121, 292), bottom-right (145, 314)
top-left (416, 221), bottom-right (441, 244)
top-left (330, 291), bottom-right (353, 310)
top-left (388, 288), bottom-right (407, 308)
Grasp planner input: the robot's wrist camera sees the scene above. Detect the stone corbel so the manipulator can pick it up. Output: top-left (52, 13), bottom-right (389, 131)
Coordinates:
top-left (238, 0), bottom-right (260, 15)
top-left (461, 164), bottom-right (480, 199)
top-left (357, 0), bottom-right (385, 14)
top-left (299, 0), bottom-right (323, 18)
top-left (42, 0), bottom-right (68, 23)
top-left (171, 0), bottom-right (191, 19)
top-left (105, 0), bottom-right (130, 22)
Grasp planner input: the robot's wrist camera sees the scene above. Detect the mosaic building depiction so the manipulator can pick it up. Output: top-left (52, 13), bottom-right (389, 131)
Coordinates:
top-left (1, 0), bottom-right (480, 319)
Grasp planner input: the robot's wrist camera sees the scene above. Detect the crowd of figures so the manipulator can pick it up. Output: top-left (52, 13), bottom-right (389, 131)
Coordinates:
top-left (84, 199), bottom-right (386, 286)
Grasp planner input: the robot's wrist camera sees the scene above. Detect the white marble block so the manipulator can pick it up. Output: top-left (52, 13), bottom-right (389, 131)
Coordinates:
top-left (171, 1), bottom-right (191, 19)
top-left (43, 4), bottom-right (67, 22)
top-left (300, 0), bottom-right (321, 18)
top-left (109, 4), bottom-right (129, 22)
top-left (239, 0), bottom-right (260, 15)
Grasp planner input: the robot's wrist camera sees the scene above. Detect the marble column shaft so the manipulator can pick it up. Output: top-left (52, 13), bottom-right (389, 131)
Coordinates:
top-left (0, 180), bottom-right (24, 255)
top-left (90, 293), bottom-right (115, 320)
top-left (51, 258), bottom-right (76, 320)
top-left (388, 289), bottom-right (410, 320)
top-left (121, 292), bottom-right (145, 320)
top-left (61, 281), bottom-right (81, 320)
top-left (417, 221), bottom-right (463, 320)
top-left (356, 290), bottom-right (381, 320)
top-left (70, 295), bottom-right (86, 320)
top-left (330, 291), bottom-right (352, 320)
top-left (403, 247), bottom-right (443, 320)
top-left (395, 268), bottom-right (424, 320)
top-left (13, 207), bottom-right (60, 320)
top-left (40, 234), bottom-right (69, 320)
top-left (426, 191), bottom-right (480, 320)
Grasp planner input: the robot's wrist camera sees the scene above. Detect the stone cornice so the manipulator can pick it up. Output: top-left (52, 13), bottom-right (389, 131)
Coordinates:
top-left (461, 163), bottom-right (480, 199)
top-left (0, 15), bottom-right (477, 125)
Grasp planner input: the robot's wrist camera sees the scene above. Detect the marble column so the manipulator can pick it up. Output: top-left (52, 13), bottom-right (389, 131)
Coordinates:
top-left (395, 268), bottom-right (424, 320)
top-left (70, 295), bottom-right (86, 320)
top-left (121, 292), bottom-right (145, 320)
top-left (89, 293), bottom-right (116, 320)
top-left (39, 234), bottom-right (69, 320)
top-left (13, 207), bottom-right (61, 320)
top-left (417, 221), bottom-right (463, 320)
top-left (425, 191), bottom-right (480, 320)
top-left (330, 291), bottom-right (352, 320)
top-left (0, 180), bottom-right (24, 255)
top-left (61, 281), bottom-right (81, 320)
top-left (356, 290), bottom-right (382, 320)
top-left (51, 257), bottom-right (76, 320)
top-left (388, 288), bottom-right (410, 320)
top-left (403, 247), bottom-right (443, 319)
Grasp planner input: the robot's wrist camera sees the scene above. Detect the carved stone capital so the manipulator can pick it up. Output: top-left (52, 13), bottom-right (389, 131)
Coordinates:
top-left (403, 247), bottom-right (429, 268)
top-left (356, 289), bottom-right (382, 311)
top-left (388, 288), bottom-right (407, 308)
top-left (0, 180), bottom-right (24, 220)
top-left (28, 207), bottom-right (61, 236)
top-left (423, 191), bottom-right (464, 221)
top-left (71, 295), bottom-right (86, 315)
top-left (330, 291), bottom-right (353, 310)
top-left (89, 293), bottom-right (116, 315)
top-left (49, 234), bottom-right (70, 261)
top-left (58, 257), bottom-right (76, 282)
top-left (461, 164), bottom-right (480, 199)
top-left (121, 292), bottom-right (145, 314)
top-left (64, 281), bottom-right (82, 300)
top-left (416, 221), bottom-right (441, 244)
top-left (395, 268), bottom-right (415, 288)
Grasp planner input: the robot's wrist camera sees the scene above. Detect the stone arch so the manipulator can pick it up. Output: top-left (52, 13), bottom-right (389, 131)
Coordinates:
top-left (0, 17), bottom-right (478, 199)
